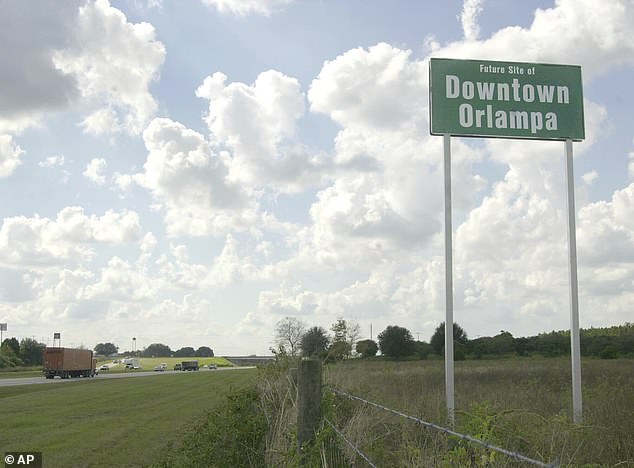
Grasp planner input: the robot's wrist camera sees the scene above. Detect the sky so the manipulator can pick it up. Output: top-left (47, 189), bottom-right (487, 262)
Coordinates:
top-left (1, 0), bottom-right (633, 355)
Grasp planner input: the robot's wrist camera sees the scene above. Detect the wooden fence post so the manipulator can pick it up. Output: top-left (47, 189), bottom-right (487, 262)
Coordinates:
top-left (297, 359), bottom-right (322, 455)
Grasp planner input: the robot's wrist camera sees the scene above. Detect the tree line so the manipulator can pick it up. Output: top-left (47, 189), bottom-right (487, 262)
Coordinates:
top-left (274, 317), bottom-right (634, 361)
top-left (94, 342), bottom-right (215, 358)
top-left (0, 337), bottom-right (46, 368)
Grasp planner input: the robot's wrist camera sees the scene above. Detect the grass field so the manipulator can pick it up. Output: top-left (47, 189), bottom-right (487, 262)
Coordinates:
top-left (96, 356), bottom-right (234, 372)
top-left (0, 368), bottom-right (256, 467)
top-left (322, 357), bottom-right (634, 466)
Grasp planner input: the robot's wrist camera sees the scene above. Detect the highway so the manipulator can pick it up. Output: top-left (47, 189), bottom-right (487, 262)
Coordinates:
top-left (0, 366), bottom-right (255, 387)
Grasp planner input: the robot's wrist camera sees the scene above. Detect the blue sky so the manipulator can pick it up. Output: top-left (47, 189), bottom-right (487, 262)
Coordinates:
top-left (1, 0), bottom-right (633, 355)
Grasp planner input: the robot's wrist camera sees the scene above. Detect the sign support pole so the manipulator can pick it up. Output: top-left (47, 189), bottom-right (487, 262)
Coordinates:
top-left (565, 139), bottom-right (583, 423)
top-left (443, 133), bottom-right (455, 425)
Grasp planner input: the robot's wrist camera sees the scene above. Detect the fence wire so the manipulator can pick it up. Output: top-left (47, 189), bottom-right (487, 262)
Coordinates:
top-left (323, 417), bottom-right (377, 468)
top-left (325, 385), bottom-right (558, 468)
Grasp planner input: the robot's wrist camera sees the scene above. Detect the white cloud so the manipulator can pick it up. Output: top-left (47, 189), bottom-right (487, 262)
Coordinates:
top-left (0, 134), bottom-right (24, 177)
top-left (53, 0), bottom-right (165, 135)
top-left (308, 43), bottom-right (427, 131)
top-left (136, 117), bottom-right (259, 236)
top-left (207, 234), bottom-right (257, 286)
top-left (460, 0), bottom-right (484, 41)
top-left (438, 0), bottom-right (634, 80)
top-left (196, 70), bottom-right (327, 192)
top-left (0, 207), bottom-right (142, 267)
top-left (581, 170), bottom-right (598, 185)
top-left (38, 155), bottom-right (66, 168)
top-left (202, 0), bottom-right (294, 16)
top-left (83, 158), bottom-right (107, 184)
top-left (84, 256), bottom-right (158, 302)
top-left (0, 0), bottom-right (164, 136)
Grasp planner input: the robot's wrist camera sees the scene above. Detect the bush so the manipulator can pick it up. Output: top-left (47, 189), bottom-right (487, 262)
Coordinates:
top-left (155, 385), bottom-right (267, 467)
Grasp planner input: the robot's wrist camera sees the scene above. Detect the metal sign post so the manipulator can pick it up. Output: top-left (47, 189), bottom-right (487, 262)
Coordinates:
top-left (430, 58), bottom-right (585, 423)
top-left (565, 139), bottom-right (583, 423)
top-left (443, 134), bottom-right (455, 424)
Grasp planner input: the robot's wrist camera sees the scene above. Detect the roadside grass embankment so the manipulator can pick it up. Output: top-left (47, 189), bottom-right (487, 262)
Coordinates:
top-left (97, 356), bottom-right (234, 372)
top-left (0, 368), bottom-right (256, 467)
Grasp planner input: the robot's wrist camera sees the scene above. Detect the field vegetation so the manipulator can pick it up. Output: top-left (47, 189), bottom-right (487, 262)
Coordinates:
top-left (0, 369), bottom-right (256, 467)
top-left (96, 356), bottom-right (234, 371)
top-left (163, 356), bottom-right (633, 467)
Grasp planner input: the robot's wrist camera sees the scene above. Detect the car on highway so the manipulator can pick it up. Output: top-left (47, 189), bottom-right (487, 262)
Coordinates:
top-left (173, 363), bottom-right (182, 370)
top-left (99, 365), bottom-right (110, 371)
top-left (209, 364), bottom-right (217, 370)
top-left (154, 365), bottom-right (165, 372)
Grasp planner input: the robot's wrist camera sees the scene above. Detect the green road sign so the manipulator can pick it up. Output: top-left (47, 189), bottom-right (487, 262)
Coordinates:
top-left (429, 58), bottom-right (585, 141)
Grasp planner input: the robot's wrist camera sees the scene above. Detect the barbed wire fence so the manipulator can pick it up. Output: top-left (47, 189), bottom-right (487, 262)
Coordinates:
top-left (324, 385), bottom-right (558, 467)
top-left (295, 359), bottom-right (558, 467)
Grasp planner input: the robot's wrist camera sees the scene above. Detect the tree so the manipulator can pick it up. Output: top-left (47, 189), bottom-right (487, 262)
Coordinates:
top-left (2, 337), bottom-right (20, 356)
top-left (326, 341), bottom-right (352, 362)
top-left (0, 338), bottom-right (22, 368)
top-left (94, 342), bottom-right (119, 356)
top-left (356, 339), bottom-right (378, 358)
top-left (330, 318), bottom-right (361, 358)
top-left (275, 317), bottom-right (306, 357)
top-left (300, 326), bottom-right (330, 358)
top-left (430, 322), bottom-right (468, 355)
top-left (195, 346), bottom-right (214, 357)
top-left (19, 338), bottom-right (46, 366)
top-left (175, 347), bottom-right (196, 357)
top-left (331, 318), bottom-right (348, 343)
top-left (378, 326), bottom-right (415, 359)
top-left (142, 343), bottom-right (172, 357)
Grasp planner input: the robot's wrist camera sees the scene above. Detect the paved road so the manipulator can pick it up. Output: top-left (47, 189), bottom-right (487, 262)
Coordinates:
top-left (0, 366), bottom-right (256, 387)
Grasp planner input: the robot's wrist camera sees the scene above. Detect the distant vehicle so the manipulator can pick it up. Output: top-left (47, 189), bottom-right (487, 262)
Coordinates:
top-left (125, 363), bottom-right (134, 369)
top-left (43, 347), bottom-right (97, 379)
top-left (132, 365), bottom-right (142, 370)
top-left (209, 364), bottom-right (217, 370)
top-left (181, 360), bottom-right (199, 371)
top-left (173, 363), bottom-right (182, 370)
top-left (99, 365), bottom-right (110, 371)
top-left (154, 365), bottom-right (165, 372)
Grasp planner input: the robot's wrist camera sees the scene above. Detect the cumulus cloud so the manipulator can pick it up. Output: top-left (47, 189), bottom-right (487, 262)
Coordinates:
top-left (439, 0), bottom-right (634, 80)
top-left (84, 256), bottom-right (158, 302)
top-left (136, 117), bottom-right (259, 236)
top-left (0, 1), bottom-right (80, 132)
top-left (0, 134), bottom-right (24, 177)
top-left (0, 0), bottom-right (164, 136)
top-left (460, 0), bottom-right (484, 41)
top-left (202, 0), bottom-right (294, 16)
top-left (308, 43), bottom-right (427, 131)
top-left (196, 70), bottom-right (329, 192)
top-left (248, 0), bottom-right (634, 341)
top-left (0, 207), bottom-right (142, 267)
top-left (83, 158), bottom-right (107, 184)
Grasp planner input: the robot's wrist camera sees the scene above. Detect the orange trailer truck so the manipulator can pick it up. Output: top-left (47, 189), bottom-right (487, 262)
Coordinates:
top-left (43, 347), bottom-right (97, 379)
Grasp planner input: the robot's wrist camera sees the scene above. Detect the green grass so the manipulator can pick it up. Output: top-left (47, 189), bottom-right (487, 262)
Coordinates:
top-left (0, 369), bottom-right (256, 467)
top-left (323, 357), bottom-right (634, 466)
top-left (0, 368), bottom-right (42, 379)
top-left (97, 356), bottom-right (234, 372)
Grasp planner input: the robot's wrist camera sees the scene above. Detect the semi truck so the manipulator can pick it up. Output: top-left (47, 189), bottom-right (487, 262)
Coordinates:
top-left (43, 347), bottom-right (97, 379)
top-left (181, 360), bottom-right (199, 371)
